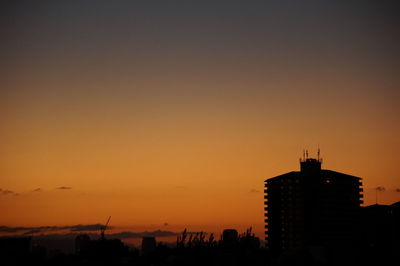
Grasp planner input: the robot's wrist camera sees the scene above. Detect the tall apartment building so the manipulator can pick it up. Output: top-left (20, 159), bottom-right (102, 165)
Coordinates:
top-left (264, 153), bottom-right (363, 252)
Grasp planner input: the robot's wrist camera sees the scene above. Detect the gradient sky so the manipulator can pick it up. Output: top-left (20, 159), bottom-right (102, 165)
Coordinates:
top-left (1, 1), bottom-right (399, 236)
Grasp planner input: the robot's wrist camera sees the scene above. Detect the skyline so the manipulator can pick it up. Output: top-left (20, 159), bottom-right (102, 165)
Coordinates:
top-left (1, 1), bottom-right (399, 233)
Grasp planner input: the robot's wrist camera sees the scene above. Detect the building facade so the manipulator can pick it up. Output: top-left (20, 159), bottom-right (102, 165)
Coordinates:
top-left (264, 155), bottom-right (363, 252)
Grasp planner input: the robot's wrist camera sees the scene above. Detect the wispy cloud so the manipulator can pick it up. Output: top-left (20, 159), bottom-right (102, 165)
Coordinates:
top-left (375, 186), bottom-right (385, 192)
top-left (22, 230), bottom-right (177, 240)
top-left (395, 188), bottom-right (400, 192)
top-left (32, 188), bottom-right (42, 192)
top-left (23, 229), bottom-right (42, 235)
top-left (69, 224), bottom-right (103, 232)
top-left (0, 224), bottom-right (106, 234)
top-left (0, 226), bottom-right (177, 239)
top-left (249, 188), bottom-right (260, 193)
top-left (56, 186), bottom-right (72, 190)
top-left (111, 230), bottom-right (177, 239)
top-left (0, 188), bottom-right (19, 196)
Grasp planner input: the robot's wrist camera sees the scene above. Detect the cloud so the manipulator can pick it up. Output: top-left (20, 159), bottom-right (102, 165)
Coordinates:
top-left (1, 228), bottom-right (177, 240)
top-left (69, 224), bottom-right (104, 232)
top-left (0, 224), bottom-right (107, 234)
top-left (32, 188), bottom-right (42, 192)
top-left (23, 229), bottom-right (42, 235)
top-left (249, 188), bottom-right (260, 193)
top-left (395, 188), bottom-right (400, 192)
top-left (2, 190), bottom-right (14, 195)
top-left (0, 189), bottom-right (19, 196)
top-left (0, 226), bottom-right (20, 233)
top-left (106, 230), bottom-right (177, 239)
top-left (56, 186), bottom-right (72, 190)
top-left (375, 186), bottom-right (385, 192)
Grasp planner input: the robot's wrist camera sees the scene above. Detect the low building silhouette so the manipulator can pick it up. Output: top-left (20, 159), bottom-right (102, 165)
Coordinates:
top-left (74, 234), bottom-right (128, 259)
top-left (75, 234), bottom-right (91, 254)
top-left (141, 236), bottom-right (156, 255)
top-left (361, 201), bottom-right (400, 262)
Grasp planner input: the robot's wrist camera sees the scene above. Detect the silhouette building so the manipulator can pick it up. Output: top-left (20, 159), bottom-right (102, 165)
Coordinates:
top-left (264, 152), bottom-right (363, 252)
top-left (361, 201), bottom-right (400, 257)
top-left (141, 237), bottom-right (156, 255)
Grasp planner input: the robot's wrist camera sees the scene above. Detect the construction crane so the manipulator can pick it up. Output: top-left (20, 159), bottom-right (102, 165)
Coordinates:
top-left (100, 216), bottom-right (111, 240)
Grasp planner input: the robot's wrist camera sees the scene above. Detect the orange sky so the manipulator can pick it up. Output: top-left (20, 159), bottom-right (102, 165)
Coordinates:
top-left (1, 1), bottom-right (399, 237)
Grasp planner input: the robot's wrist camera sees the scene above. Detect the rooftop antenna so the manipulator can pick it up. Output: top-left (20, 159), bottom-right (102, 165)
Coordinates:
top-left (306, 150), bottom-right (308, 159)
top-left (317, 145), bottom-right (320, 161)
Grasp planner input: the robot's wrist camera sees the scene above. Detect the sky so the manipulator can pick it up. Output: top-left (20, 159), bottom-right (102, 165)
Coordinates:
top-left (1, 1), bottom-right (399, 238)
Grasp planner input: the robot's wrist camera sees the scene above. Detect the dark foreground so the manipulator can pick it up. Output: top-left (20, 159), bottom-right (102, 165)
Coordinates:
top-left (0, 227), bottom-right (397, 266)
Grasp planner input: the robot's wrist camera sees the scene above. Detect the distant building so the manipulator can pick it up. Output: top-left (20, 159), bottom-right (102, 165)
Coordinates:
top-left (75, 234), bottom-right (91, 254)
top-left (361, 201), bottom-right (400, 256)
top-left (264, 154), bottom-right (363, 252)
top-left (74, 234), bottom-right (128, 258)
top-left (141, 237), bottom-right (156, 255)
